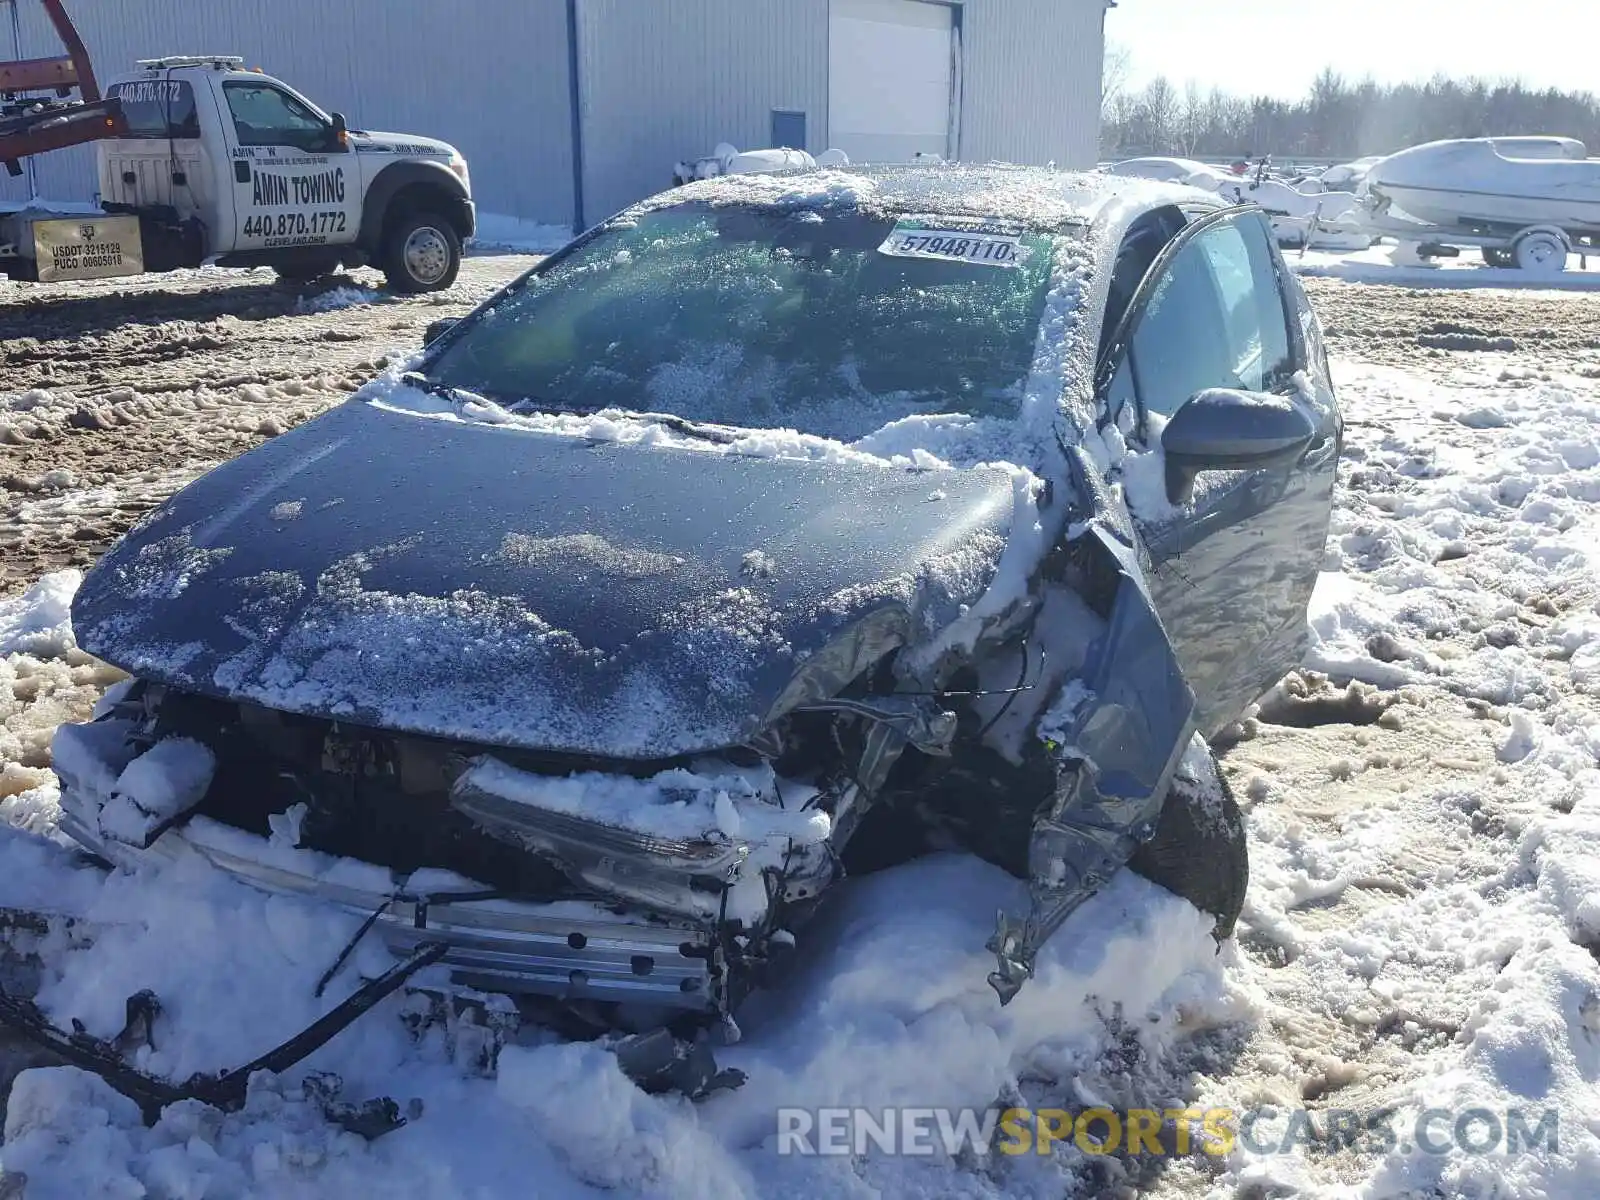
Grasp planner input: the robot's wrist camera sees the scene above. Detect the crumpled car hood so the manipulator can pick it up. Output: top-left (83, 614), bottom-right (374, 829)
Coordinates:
top-left (73, 400), bottom-right (1017, 758)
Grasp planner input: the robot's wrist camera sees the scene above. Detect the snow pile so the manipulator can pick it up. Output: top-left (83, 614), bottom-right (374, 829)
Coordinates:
top-left (94, 736), bottom-right (217, 847)
top-left (1104, 156), bottom-right (1220, 187)
top-left (0, 570), bottom-right (78, 658)
top-left (292, 286), bottom-right (382, 314)
top-left (0, 570), bottom-right (125, 819)
top-left (632, 168), bottom-right (879, 219)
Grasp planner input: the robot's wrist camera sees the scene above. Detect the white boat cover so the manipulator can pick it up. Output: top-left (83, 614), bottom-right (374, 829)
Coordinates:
top-left (1366, 137), bottom-right (1600, 231)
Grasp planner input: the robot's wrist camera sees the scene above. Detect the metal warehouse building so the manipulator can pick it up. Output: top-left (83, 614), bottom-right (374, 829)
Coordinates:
top-left (4, 0), bottom-right (1109, 230)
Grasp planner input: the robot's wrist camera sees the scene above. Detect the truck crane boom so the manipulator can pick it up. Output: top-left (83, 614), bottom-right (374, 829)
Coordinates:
top-left (0, 0), bottom-right (125, 175)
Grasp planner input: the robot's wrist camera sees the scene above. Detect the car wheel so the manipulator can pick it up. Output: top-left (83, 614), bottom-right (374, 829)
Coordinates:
top-left (1481, 247), bottom-right (1515, 268)
top-left (383, 212), bottom-right (461, 293)
top-left (1128, 740), bottom-right (1248, 940)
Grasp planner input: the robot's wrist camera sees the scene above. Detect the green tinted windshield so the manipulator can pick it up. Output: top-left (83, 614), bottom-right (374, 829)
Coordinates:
top-left (426, 206), bottom-right (1057, 442)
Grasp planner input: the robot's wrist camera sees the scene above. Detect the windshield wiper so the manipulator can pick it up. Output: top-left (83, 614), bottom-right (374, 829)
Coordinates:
top-left (602, 409), bottom-right (738, 445)
top-left (401, 372), bottom-right (519, 421)
top-left (402, 374), bottom-right (582, 426)
top-left (401, 375), bottom-right (738, 444)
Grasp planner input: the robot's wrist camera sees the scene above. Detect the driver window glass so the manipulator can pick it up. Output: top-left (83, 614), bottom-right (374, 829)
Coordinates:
top-left (1127, 214), bottom-right (1294, 426)
top-left (223, 83), bottom-right (327, 150)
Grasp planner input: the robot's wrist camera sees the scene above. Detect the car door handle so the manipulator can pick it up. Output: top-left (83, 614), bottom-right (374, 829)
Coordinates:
top-left (234, 160), bottom-right (251, 184)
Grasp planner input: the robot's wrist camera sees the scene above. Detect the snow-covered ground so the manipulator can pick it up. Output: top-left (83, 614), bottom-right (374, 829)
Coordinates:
top-left (1, 266), bottom-right (1599, 1196)
top-left (1296, 244), bottom-right (1600, 290)
top-left (1147, 340), bottom-right (1600, 1198)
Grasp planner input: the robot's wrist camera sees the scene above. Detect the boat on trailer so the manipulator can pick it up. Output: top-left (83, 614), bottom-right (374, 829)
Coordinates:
top-left (1360, 137), bottom-right (1600, 272)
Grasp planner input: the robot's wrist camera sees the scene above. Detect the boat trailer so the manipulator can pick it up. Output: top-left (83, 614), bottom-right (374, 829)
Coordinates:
top-left (1354, 198), bottom-right (1596, 272)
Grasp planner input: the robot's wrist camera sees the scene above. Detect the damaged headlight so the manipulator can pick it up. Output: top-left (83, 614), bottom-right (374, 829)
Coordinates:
top-left (448, 759), bottom-right (755, 921)
top-left (451, 773), bottom-right (750, 875)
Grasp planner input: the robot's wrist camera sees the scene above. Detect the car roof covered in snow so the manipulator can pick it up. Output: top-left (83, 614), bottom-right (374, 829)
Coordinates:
top-left (622, 164), bottom-right (1224, 239)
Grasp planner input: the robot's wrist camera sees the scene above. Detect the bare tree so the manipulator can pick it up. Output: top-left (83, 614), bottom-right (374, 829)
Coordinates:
top-left (1177, 81), bottom-right (1206, 156)
top-left (1098, 66), bottom-right (1600, 161)
top-left (1101, 40), bottom-right (1134, 120)
top-left (1140, 76), bottom-right (1179, 153)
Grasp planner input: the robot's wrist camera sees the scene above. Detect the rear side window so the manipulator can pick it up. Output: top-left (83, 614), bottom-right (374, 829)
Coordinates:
top-left (108, 79), bottom-right (199, 140)
top-left (1126, 213), bottom-right (1294, 423)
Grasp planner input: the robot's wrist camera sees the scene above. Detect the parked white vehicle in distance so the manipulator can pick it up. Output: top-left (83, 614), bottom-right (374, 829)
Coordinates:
top-left (1106, 156), bottom-right (1227, 190)
top-left (2, 56), bottom-right (474, 291)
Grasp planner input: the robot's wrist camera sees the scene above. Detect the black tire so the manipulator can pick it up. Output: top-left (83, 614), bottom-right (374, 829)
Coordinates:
top-left (1481, 247), bottom-right (1515, 268)
top-left (382, 211), bottom-right (461, 293)
top-left (273, 264), bottom-right (330, 283)
top-left (1128, 743), bottom-right (1248, 940)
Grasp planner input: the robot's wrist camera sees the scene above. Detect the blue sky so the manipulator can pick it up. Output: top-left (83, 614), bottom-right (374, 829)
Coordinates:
top-left (1108, 0), bottom-right (1595, 99)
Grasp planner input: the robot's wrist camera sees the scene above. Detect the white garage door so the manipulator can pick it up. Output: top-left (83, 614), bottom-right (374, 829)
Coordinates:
top-left (828, 0), bottom-right (955, 164)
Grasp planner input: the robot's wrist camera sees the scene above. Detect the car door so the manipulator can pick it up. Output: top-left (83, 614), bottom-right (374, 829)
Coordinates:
top-left (220, 80), bottom-right (360, 253)
top-left (1099, 208), bottom-right (1339, 734)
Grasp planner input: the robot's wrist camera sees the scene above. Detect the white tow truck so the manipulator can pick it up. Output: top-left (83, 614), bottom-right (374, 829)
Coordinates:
top-left (1, 5), bottom-right (473, 291)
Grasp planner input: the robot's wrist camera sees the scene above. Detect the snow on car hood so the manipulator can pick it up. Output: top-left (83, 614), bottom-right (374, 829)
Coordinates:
top-left (70, 400), bottom-right (1018, 758)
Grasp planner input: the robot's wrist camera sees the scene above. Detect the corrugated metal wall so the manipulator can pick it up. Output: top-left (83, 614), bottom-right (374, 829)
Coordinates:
top-left (0, 0), bottom-right (576, 224)
top-left (575, 0), bottom-right (829, 224)
top-left (958, 0), bottom-right (1104, 170)
top-left (2, 0), bottom-right (1104, 224)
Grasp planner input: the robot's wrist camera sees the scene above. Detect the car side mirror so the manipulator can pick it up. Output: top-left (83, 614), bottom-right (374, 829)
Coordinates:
top-left (424, 317), bottom-right (459, 345)
top-left (1161, 387), bottom-right (1316, 505)
top-left (329, 111), bottom-right (348, 150)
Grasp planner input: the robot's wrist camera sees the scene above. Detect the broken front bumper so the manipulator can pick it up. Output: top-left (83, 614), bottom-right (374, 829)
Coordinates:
top-left (56, 805), bottom-right (719, 1013)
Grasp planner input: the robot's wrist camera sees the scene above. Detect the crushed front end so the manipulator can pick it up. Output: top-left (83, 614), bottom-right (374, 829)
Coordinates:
top-left (51, 671), bottom-right (956, 1036)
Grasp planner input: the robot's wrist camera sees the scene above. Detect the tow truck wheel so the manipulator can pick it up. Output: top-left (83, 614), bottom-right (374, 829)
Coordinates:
top-left (383, 211), bottom-right (461, 293)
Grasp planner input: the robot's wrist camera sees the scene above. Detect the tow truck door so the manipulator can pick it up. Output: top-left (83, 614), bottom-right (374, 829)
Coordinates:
top-left (215, 77), bottom-right (360, 254)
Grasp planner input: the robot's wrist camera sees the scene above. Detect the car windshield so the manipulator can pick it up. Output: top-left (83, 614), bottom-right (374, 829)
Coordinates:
top-left (424, 204), bottom-right (1057, 442)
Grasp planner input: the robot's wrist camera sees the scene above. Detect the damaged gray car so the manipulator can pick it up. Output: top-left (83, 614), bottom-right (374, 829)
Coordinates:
top-left (45, 167), bottom-right (1340, 1097)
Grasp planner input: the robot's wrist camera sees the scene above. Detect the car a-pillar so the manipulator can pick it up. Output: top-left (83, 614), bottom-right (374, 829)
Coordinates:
top-left (358, 160), bottom-right (474, 293)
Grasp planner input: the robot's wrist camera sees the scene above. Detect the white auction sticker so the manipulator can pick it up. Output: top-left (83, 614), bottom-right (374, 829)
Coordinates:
top-left (878, 220), bottom-right (1025, 267)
